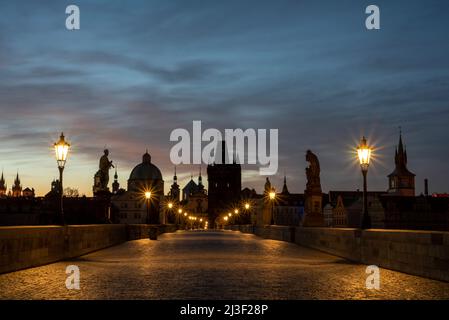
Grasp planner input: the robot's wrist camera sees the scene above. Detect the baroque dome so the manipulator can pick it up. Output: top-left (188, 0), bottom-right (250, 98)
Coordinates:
top-left (129, 151), bottom-right (163, 182)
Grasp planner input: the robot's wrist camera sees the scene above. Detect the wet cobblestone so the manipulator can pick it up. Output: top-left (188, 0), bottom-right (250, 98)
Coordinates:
top-left (1, 230), bottom-right (449, 300)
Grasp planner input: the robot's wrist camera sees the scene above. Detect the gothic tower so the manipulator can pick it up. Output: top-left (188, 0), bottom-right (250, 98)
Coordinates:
top-left (387, 131), bottom-right (415, 196)
top-left (169, 166), bottom-right (180, 202)
top-left (207, 141), bottom-right (241, 226)
top-left (0, 172), bottom-right (7, 197)
top-left (12, 173), bottom-right (22, 197)
top-left (198, 166), bottom-right (204, 192)
top-left (112, 168), bottom-right (120, 194)
top-left (281, 175), bottom-right (290, 195)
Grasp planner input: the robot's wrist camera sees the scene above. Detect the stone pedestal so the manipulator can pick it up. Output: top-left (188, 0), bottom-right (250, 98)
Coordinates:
top-left (302, 191), bottom-right (324, 227)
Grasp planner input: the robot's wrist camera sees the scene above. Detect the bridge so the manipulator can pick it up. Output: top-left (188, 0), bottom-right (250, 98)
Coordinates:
top-left (1, 226), bottom-right (449, 299)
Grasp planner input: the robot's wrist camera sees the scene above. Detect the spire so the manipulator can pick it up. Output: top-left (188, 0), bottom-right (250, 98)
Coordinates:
top-left (142, 150), bottom-right (151, 163)
top-left (14, 172), bottom-right (20, 185)
top-left (198, 166), bottom-right (204, 191)
top-left (398, 129), bottom-right (404, 155)
top-left (282, 175), bottom-right (290, 194)
top-left (395, 128), bottom-right (408, 168)
top-left (0, 171), bottom-right (6, 191)
top-left (169, 166), bottom-right (180, 201)
top-left (112, 166), bottom-right (120, 194)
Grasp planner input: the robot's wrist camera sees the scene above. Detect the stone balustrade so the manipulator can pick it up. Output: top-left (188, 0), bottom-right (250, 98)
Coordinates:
top-left (0, 224), bottom-right (177, 274)
top-left (226, 225), bottom-right (449, 282)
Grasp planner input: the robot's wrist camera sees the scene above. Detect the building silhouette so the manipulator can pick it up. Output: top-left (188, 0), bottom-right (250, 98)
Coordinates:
top-left (12, 173), bottom-right (22, 197)
top-left (387, 132), bottom-right (415, 196)
top-left (111, 151), bottom-right (164, 224)
top-left (112, 168), bottom-right (120, 194)
top-left (181, 168), bottom-right (208, 219)
top-left (168, 167), bottom-right (180, 202)
top-left (0, 172), bottom-right (7, 197)
top-left (207, 141), bottom-right (241, 226)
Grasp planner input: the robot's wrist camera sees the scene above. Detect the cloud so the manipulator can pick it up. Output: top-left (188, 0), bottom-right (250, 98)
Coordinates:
top-left (0, 0), bottom-right (448, 196)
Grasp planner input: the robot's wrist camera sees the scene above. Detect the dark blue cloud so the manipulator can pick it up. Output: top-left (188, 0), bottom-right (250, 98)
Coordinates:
top-left (0, 0), bottom-right (448, 195)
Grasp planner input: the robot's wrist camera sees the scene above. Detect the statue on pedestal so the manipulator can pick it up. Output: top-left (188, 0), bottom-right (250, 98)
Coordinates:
top-left (303, 150), bottom-right (324, 227)
top-left (306, 150), bottom-right (321, 192)
top-left (93, 149), bottom-right (114, 195)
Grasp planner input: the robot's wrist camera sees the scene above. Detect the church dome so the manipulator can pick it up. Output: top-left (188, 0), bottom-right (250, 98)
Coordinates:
top-left (129, 151), bottom-right (163, 181)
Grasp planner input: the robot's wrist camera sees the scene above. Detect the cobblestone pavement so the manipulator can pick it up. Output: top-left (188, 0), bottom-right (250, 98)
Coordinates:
top-left (1, 230), bottom-right (449, 300)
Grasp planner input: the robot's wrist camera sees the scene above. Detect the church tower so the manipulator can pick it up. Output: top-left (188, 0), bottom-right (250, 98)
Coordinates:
top-left (0, 172), bottom-right (7, 197)
top-left (112, 168), bottom-right (120, 194)
top-left (281, 175), bottom-right (290, 195)
top-left (169, 166), bottom-right (180, 202)
top-left (387, 131), bottom-right (415, 196)
top-left (12, 173), bottom-right (22, 197)
top-left (207, 140), bottom-right (242, 226)
top-left (198, 166), bottom-right (204, 192)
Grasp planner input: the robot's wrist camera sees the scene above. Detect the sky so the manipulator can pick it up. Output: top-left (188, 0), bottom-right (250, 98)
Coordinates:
top-left (0, 0), bottom-right (448, 196)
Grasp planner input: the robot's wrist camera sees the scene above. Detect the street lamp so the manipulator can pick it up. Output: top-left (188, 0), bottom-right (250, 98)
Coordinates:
top-left (269, 190), bottom-right (276, 225)
top-left (167, 202), bottom-right (173, 224)
top-left (54, 132), bottom-right (70, 225)
top-left (357, 136), bottom-right (372, 229)
top-left (177, 208), bottom-right (183, 225)
top-left (244, 202), bottom-right (251, 224)
top-left (145, 191), bottom-right (151, 224)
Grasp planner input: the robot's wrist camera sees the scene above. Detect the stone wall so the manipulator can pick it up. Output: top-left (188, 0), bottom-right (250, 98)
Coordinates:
top-left (0, 224), bottom-right (177, 274)
top-left (226, 225), bottom-right (449, 282)
top-left (361, 229), bottom-right (449, 282)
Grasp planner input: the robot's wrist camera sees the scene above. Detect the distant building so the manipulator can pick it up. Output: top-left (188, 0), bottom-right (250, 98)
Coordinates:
top-left (272, 177), bottom-right (304, 226)
top-left (323, 203), bottom-right (333, 227)
top-left (328, 191), bottom-right (385, 228)
top-left (387, 132), bottom-right (415, 196)
top-left (46, 179), bottom-right (61, 197)
top-left (381, 195), bottom-right (449, 231)
top-left (112, 168), bottom-right (120, 194)
top-left (182, 170), bottom-right (208, 219)
top-left (22, 187), bottom-right (35, 198)
top-left (11, 173), bottom-right (22, 197)
top-left (111, 151), bottom-right (164, 224)
top-left (207, 141), bottom-right (241, 226)
top-left (167, 167), bottom-right (180, 202)
top-left (182, 177), bottom-right (199, 201)
top-left (0, 197), bottom-right (41, 225)
top-left (0, 172), bottom-right (7, 198)
top-left (346, 195), bottom-right (385, 228)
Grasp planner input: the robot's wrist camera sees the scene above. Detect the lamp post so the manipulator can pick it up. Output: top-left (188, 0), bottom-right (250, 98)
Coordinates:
top-left (54, 132), bottom-right (70, 225)
top-left (357, 136), bottom-right (372, 229)
top-left (269, 190), bottom-right (276, 225)
top-left (167, 202), bottom-right (173, 224)
top-left (177, 208), bottom-right (183, 225)
top-left (244, 202), bottom-right (250, 224)
top-left (145, 191), bottom-right (151, 224)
